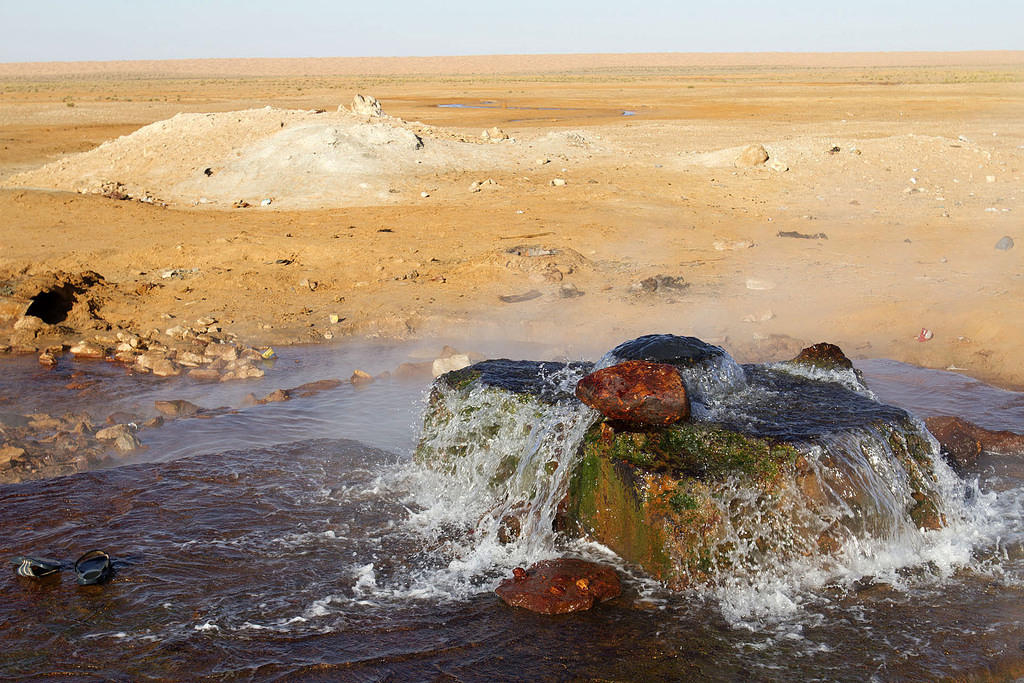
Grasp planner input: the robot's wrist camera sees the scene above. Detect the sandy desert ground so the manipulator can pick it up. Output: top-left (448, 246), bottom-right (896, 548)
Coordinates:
top-left (1, 52), bottom-right (1022, 387)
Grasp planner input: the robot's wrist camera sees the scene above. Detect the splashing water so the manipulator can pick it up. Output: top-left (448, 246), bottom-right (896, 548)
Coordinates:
top-left (395, 348), bottom-right (1012, 629)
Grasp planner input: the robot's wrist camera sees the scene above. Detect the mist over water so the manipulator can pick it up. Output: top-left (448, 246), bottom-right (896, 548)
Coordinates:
top-left (1, 341), bottom-right (1023, 679)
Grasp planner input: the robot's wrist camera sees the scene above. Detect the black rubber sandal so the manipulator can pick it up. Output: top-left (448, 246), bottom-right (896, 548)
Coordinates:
top-left (74, 550), bottom-right (112, 585)
top-left (11, 556), bottom-right (62, 578)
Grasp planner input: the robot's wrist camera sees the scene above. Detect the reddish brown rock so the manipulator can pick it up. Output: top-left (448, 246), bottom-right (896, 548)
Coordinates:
top-left (575, 360), bottom-right (689, 426)
top-left (789, 342), bottom-right (854, 371)
top-left (926, 416), bottom-right (1024, 469)
top-left (494, 558), bottom-right (621, 614)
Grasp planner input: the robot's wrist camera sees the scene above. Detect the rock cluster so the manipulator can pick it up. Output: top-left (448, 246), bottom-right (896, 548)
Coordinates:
top-left (48, 317), bottom-right (269, 383)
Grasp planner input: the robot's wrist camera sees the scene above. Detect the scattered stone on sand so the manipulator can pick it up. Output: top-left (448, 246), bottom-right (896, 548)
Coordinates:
top-left (742, 310), bottom-right (775, 323)
top-left (745, 278), bottom-right (775, 291)
top-left (576, 360), bottom-right (691, 426)
top-left (713, 239), bottom-right (755, 251)
top-left (995, 236), bottom-right (1014, 251)
top-left (499, 290), bottom-right (542, 303)
top-left (349, 94), bottom-right (383, 117)
top-left (481, 126), bottom-right (508, 141)
top-left (778, 230), bottom-right (828, 240)
top-left (630, 275), bottom-right (689, 295)
top-left (767, 158), bottom-right (789, 172)
top-left (154, 399), bottom-right (202, 418)
top-left (551, 177), bottom-right (567, 186)
top-left (495, 558), bottom-right (621, 614)
top-left (559, 283), bottom-right (584, 298)
top-left (735, 144), bottom-right (769, 167)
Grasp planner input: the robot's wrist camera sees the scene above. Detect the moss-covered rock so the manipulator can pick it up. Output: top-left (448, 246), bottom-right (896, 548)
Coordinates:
top-left (561, 421), bottom-right (805, 588)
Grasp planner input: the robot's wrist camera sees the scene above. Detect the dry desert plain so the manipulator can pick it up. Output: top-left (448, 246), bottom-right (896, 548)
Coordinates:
top-left (0, 52), bottom-right (1022, 387)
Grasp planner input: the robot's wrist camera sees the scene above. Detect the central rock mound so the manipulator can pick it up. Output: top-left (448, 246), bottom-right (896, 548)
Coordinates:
top-left (416, 335), bottom-right (955, 591)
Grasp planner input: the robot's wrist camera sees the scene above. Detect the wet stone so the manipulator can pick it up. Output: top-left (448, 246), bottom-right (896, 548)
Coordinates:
top-left (495, 558), bottom-right (621, 614)
top-left (788, 342), bottom-right (855, 371)
top-left (926, 416), bottom-right (1024, 465)
top-left (576, 360), bottom-right (691, 426)
top-left (154, 400), bottom-right (202, 418)
top-left (607, 333), bottom-right (725, 369)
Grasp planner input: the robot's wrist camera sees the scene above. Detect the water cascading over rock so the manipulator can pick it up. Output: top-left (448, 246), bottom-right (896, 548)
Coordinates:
top-left (414, 334), bottom-right (956, 591)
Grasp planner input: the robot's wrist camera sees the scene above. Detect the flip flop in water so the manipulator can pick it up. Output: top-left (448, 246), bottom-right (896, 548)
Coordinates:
top-left (74, 550), bottom-right (113, 585)
top-left (11, 556), bottom-right (62, 578)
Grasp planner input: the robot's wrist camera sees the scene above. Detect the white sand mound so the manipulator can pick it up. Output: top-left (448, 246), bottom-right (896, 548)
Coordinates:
top-left (3, 106), bottom-right (506, 208)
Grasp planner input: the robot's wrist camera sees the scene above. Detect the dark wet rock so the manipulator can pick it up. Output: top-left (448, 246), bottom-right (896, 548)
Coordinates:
top-left (95, 424), bottom-right (134, 442)
top-left (188, 367), bottom-right (221, 382)
top-left (995, 236), bottom-right (1014, 251)
top-left (925, 416), bottom-right (1024, 467)
top-left (607, 333), bottom-right (725, 369)
top-left (438, 359), bottom-right (593, 404)
top-left (291, 379), bottom-right (343, 397)
top-left (112, 432), bottom-right (142, 452)
top-left (575, 361), bottom-right (691, 426)
top-left (257, 389), bottom-right (291, 404)
top-left (788, 342), bottom-right (854, 371)
top-left (154, 400), bottom-right (201, 418)
top-left (106, 411), bottom-right (139, 425)
top-left (143, 416), bottom-right (164, 429)
top-left (494, 558), bottom-right (621, 614)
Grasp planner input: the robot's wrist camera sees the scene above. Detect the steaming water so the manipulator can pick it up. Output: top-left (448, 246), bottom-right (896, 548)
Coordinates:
top-left (1, 345), bottom-right (1023, 680)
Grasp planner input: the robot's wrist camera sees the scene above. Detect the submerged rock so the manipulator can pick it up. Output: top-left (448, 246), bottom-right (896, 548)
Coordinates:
top-left (575, 360), bottom-right (690, 426)
top-left (494, 558), bottom-right (621, 614)
top-left (926, 415), bottom-right (1024, 469)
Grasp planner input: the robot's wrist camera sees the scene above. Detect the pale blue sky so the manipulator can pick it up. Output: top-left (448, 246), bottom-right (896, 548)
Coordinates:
top-left (1, 0), bottom-right (1020, 62)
